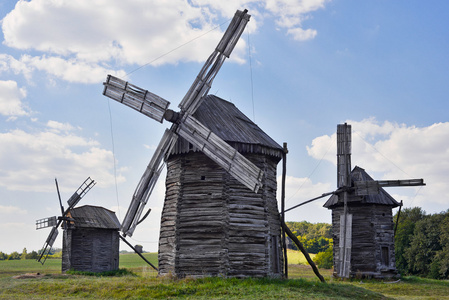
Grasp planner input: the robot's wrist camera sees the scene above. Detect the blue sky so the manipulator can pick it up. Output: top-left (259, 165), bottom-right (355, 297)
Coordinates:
top-left (1, 0), bottom-right (448, 254)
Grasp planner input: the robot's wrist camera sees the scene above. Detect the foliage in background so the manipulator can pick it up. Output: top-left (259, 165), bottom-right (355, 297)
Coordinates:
top-left (394, 207), bottom-right (449, 279)
top-left (286, 221), bottom-right (332, 254)
top-left (286, 221), bottom-right (333, 271)
top-left (0, 248), bottom-right (60, 261)
top-left (313, 246), bottom-right (333, 269)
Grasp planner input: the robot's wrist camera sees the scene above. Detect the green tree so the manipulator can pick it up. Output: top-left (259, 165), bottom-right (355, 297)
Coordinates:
top-left (26, 250), bottom-right (38, 260)
top-left (7, 251), bottom-right (20, 260)
top-left (405, 212), bottom-right (445, 277)
top-left (430, 211), bottom-right (449, 279)
top-left (394, 207), bottom-right (426, 274)
top-left (21, 248), bottom-right (27, 260)
top-left (0, 252), bottom-right (6, 260)
top-left (286, 221), bottom-right (332, 253)
top-left (313, 246), bottom-right (333, 269)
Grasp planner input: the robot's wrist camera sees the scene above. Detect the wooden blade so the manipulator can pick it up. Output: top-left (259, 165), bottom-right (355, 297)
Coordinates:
top-left (67, 177), bottom-right (96, 209)
top-left (337, 124), bottom-right (351, 188)
top-left (36, 216), bottom-right (57, 230)
top-left (178, 9), bottom-right (250, 115)
top-left (177, 115), bottom-right (263, 193)
top-left (55, 178), bottom-right (64, 215)
top-left (37, 226), bottom-right (59, 264)
top-left (121, 129), bottom-right (178, 237)
top-left (354, 179), bottom-right (425, 196)
top-left (103, 75), bottom-right (171, 123)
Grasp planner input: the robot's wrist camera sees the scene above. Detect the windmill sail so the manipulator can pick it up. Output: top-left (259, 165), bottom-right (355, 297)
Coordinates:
top-left (67, 177), bottom-right (96, 208)
top-left (337, 123), bottom-right (351, 188)
top-left (179, 9), bottom-right (250, 116)
top-left (36, 216), bottom-right (57, 230)
top-left (354, 179), bottom-right (425, 196)
top-left (103, 75), bottom-right (171, 123)
top-left (107, 9), bottom-right (260, 238)
top-left (121, 129), bottom-right (178, 237)
top-left (37, 226), bottom-right (59, 264)
top-left (177, 115), bottom-right (263, 192)
top-left (336, 123), bottom-right (352, 278)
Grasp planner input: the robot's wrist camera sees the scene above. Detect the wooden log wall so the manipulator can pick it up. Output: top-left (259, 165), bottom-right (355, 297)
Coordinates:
top-left (331, 204), bottom-right (398, 278)
top-left (62, 229), bottom-right (119, 273)
top-left (158, 151), bottom-right (283, 278)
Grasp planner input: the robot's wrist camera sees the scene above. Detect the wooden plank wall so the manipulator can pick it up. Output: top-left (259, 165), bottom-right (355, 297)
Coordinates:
top-left (158, 156), bottom-right (183, 275)
top-left (331, 204), bottom-right (397, 278)
top-left (159, 151), bottom-right (283, 278)
top-left (62, 229), bottom-right (119, 273)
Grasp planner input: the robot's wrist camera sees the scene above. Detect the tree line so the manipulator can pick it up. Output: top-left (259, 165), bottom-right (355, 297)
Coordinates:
top-left (0, 248), bottom-right (62, 261)
top-left (394, 207), bottom-right (449, 279)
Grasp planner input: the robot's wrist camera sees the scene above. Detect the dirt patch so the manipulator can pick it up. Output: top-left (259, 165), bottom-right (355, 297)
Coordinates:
top-left (12, 273), bottom-right (45, 279)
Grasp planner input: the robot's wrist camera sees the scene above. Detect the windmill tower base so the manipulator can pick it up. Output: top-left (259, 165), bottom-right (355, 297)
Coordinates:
top-left (158, 151), bottom-right (283, 278)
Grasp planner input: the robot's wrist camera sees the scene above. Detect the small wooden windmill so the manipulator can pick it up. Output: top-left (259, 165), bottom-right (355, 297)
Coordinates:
top-left (61, 205), bottom-right (120, 273)
top-left (102, 9), bottom-right (285, 277)
top-left (323, 123), bottom-right (425, 278)
top-left (36, 177), bottom-right (96, 265)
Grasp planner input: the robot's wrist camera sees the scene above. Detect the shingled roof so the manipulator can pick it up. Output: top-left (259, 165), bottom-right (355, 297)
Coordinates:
top-left (67, 205), bottom-right (120, 230)
top-left (323, 166), bottom-right (401, 208)
top-left (170, 95), bottom-right (283, 158)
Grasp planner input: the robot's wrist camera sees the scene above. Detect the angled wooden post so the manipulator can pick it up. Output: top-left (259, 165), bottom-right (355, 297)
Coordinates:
top-left (281, 142), bottom-right (288, 278)
top-left (281, 221), bottom-right (325, 282)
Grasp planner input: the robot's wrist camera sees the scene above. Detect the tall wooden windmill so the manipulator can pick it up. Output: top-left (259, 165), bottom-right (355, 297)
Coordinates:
top-left (323, 123), bottom-right (425, 278)
top-left (102, 10), bottom-right (285, 277)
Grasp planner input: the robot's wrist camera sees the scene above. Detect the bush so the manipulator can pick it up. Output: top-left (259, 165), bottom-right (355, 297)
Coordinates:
top-left (313, 246), bottom-right (333, 269)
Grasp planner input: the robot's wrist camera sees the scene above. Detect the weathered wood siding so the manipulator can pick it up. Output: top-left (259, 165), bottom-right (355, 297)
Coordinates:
top-left (62, 228), bottom-right (119, 273)
top-left (158, 151), bottom-right (283, 278)
top-left (331, 204), bottom-right (397, 278)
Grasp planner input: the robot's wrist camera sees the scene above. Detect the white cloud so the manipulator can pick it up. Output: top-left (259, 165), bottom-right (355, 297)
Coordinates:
top-left (306, 119), bottom-right (449, 208)
top-left (0, 80), bottom-right (28, 117)
top-left (277, 175), bottom-right (332, 223)
top-left (0, 121), bottom-right (125, 192)
top-left (19, 55), bottom-right (126, 84)
top-left (46, 120), bottom-right (75, 133)
top-left (279, 175), bottom-right (332, 207)
top-left (2, 1), bottom-right (222, 65)
top-left (0, 54), bottom-right (33, 80)
top-left (287, 27), bottom-right (317, 41)
top-left (0, 205), bottom-right (27, 215)
top-left (1, 1), bottom-right (327, 83)
top-left (264, 0), bottom-right (327, 40)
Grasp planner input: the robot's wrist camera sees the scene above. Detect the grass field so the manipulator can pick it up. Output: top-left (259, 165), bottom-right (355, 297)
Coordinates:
top-left (0, 251), bottom-right (448, 299)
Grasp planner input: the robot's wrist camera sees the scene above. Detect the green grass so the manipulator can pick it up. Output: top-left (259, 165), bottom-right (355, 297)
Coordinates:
top-left (286, 248), bottom-right (316, 265)
top-left (1, 251), bottom-right (448, 299)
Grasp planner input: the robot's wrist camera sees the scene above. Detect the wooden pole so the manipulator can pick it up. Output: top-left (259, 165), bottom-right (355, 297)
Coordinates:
top-left (338, 123), bottom-right (351, 278)
top-left (284, 191), bottom-right (335, 213)
top-left (281, 142), bottom-right (288, 278)
top-left (119, 235), bottom-right (158, 271)
top-left (394, 200), bottom-right (403, 237)
top-left (281, 221), bottom-right (325, 282)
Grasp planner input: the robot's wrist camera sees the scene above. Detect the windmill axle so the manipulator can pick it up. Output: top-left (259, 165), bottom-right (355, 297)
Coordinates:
top-left (163, 109), bottom-right (181, 124)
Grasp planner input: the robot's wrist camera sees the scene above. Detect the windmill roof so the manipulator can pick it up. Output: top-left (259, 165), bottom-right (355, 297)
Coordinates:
top-left (68, 205), bottom-right (120, 230)
top-left (171, 95), bottom-right (284, 158)
top-left (323, 166), bottom-right (401, 208)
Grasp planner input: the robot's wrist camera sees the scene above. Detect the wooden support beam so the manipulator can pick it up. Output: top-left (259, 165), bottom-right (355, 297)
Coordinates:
top-left (281, 221), bottom-right (325, 283)
top-left (119, 235), bottom-right (158, 272)
top-left (281, 142), bottom-right (288, 279)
